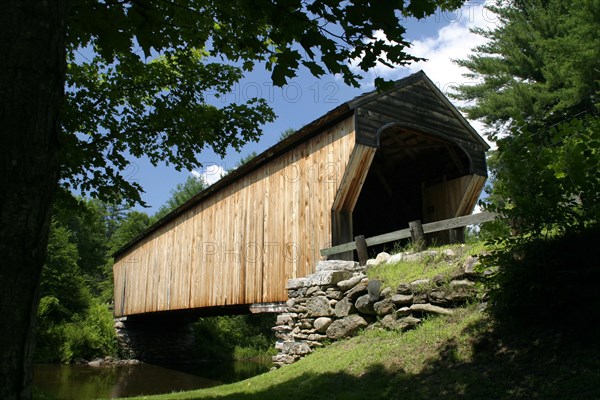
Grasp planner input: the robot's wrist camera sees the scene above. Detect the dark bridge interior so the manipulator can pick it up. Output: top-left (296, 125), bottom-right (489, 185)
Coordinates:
top-left (352, 127), bottom-right (471, 255)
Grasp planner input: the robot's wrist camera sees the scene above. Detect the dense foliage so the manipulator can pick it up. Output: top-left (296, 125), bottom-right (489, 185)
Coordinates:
top-left (454, 0), bottom-right (599, 235)
top-left (35, 194), bottom-right (151, 363)
top-left (454, 0), bottom-right (600, 327)
top-left (193, 314), bottom-right (276, 360)
top-left (483, 228), bottom-right (600, 326)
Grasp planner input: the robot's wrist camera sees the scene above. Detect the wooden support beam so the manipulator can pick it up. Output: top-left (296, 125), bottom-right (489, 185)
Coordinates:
top-left (355, 235), bottom-right (369, 266)
top-left (249, 302), bottom-right (287, 313)
top-left (409, 220), bottom-right (425, 251)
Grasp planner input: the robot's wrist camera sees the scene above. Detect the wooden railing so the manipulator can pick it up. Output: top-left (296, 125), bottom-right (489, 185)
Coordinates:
top-left (320, 211), bottom-right (497, 263)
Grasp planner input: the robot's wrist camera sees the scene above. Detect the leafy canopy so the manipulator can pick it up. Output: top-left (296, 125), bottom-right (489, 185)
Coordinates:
top-left (62, 0), bottom-right (466, 206)
top-left (453, 0), bottom-right (600, 236)
top-left (454, 0), bottom-right (600, 329)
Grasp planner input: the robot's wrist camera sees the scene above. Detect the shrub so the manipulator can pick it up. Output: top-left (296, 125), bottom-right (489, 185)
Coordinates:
top-left (482, 227), bottom-right (600, 329)
top-left (36, 300), bottom-right (117, 363)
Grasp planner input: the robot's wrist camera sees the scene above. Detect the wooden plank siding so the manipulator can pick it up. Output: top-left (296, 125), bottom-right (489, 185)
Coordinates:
top-left (422, 174), bottom-right (486, 243)
top-left (112, 70), bottom-right (490, 318)
top-left (113, 117), bottom-right (357, 317)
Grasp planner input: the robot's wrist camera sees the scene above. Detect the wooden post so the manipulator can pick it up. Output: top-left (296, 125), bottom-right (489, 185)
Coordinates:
top-left (448, 227), bottom-right (465, 244)
top-left (409, 220), bottom-right (425, 251)
top-left (354, 235), bottom-right (369, 266)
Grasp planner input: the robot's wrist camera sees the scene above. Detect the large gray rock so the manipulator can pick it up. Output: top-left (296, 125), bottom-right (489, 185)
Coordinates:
top-left (276, 313), bottom-right (295, 325)
top-left (337, 275), bottom-right (363, 292)
top-left (326, 315), bottom-right (368, 339)
top-left (334, 297), bottom-right (355, 317)
top-left (286, 278), bottom-right (308, 290)
top-left (355, 294), bottom-right (376, 315)
top-left (380, 315), bottom-right (421, 331)
top-left (396, 316), bottom-right (421, 330)
top-left (316, 260), bottom-right (360, 272)
top-left (272, 353), bottom-right (296, 365)
top-left (450, 279), bottom-right (476, 290)
top-left (290, 342), bottom-right (312, 356)
top-left (345, 282), bottom-right (368, 300)
top-left (299, 319), bottom-right (314, 329)
top-left (405, 250), bottom-right (438, 262)
top-left (391, 294), bottom-right (413, 305)
top-left (462, 255), bottom-right (480, 276)
top-left (88, 359), bottom-right (104, 367)
top-left (305, 286), bottom-right (323, 296)
top-left (287, 287), bottom-right (307, 298)
top-left (325, 287), bottom-right (344, 300)
top-left (410, 303), bottom-right (453, 316)
top-left (379, 314), bottom-right (397, 330)
top-left (428, 290), bottom-right (450, 306)
top-left (386, 252), bottom-right (405, 264)
top-left (367, 279), bottom-right (383, 302)
top-left (380, 286), bottom-right (393, 298)
top-left (306, 296), bottom-right (333, 317)
top-left (375, 252), bottom-right (391, 264)
top-left (395, 306), bottom-right (411, 317)
top-left (306, 270), bottom-right (354, 286)
top-left (445, 289), bottom-right (472, 303)
top-left (441, 249), bottom-right (456, 258)
top-left (410, 279), bottom-right (431, 292)
top-left (373, 298), bottom-right (395, 316)
top-left (313, 317), bottom-right (332, 333)
top-left (396, 283), bottom-right (412, 295)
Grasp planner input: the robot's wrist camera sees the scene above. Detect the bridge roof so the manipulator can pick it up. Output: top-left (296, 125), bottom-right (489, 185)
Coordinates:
top-left (113, 70), bottom-right (488, 260)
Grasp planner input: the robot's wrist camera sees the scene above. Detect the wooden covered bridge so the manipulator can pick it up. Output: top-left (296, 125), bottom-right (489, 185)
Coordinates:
top-left (113, 70), bottom-right (489, 319)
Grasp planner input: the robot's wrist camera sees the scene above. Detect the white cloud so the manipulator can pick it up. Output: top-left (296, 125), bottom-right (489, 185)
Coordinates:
top-left (190, 163), bottom-right (227, 185)
top-left (402, 2), bottom-right (498, 94)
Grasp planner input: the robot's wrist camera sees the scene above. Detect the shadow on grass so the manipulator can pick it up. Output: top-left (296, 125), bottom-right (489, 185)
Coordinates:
top-left (185, 317), bottom-right (600, 400)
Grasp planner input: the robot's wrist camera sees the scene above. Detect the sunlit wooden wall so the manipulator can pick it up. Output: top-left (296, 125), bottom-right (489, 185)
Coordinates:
top-left (113, 117), bottom-right (356, 317)
top-left (422, 174), bottom-right (486, 243)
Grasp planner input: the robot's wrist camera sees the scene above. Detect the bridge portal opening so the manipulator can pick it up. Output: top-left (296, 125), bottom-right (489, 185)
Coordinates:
top-left (349, 126), bottom-right (473, 257)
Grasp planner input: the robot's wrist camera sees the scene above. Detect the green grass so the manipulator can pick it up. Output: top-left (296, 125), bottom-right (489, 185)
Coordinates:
top-left (122, 304), bottom-right (600, 400)
top-left (367, 242), bottom-right (488, 289)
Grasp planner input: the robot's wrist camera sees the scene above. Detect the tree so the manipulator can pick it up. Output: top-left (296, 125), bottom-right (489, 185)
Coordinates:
top-left (52, 190), bottom-right (110, 290)
top-left (453, 0), bottom-right (600, 234)
top-left (1, 1), bottom-right (467, 398)
top-left (153, 175), bottom-right (207, 220)
top-left (279, 127), bottom-right (297, 141)
top-left (453, 0), bottom-right (600, 327)
top-left (237, 151), bottom-right (259, 167)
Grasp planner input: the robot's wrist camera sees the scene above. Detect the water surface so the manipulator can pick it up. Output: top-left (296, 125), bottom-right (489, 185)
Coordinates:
top-left (34, 360), bottom-right (271, 399)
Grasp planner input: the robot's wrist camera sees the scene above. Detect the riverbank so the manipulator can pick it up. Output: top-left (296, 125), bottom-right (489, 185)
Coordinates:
top-left (123, 304), bottom-right (600, 399)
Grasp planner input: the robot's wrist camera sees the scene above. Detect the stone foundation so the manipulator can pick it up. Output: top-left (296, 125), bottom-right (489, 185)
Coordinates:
top-left (115, 314), bottom-right (197, 363)
top-left (272, 250), bottom-right (482, 367)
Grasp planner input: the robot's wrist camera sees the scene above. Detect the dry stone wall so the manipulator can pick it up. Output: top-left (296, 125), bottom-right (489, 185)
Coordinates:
top-left (272, 250), bottom-right (482, 367)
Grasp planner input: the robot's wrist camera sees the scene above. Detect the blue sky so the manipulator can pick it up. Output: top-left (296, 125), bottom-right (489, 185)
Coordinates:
top-left (130, 1), bottom-right (497, 214)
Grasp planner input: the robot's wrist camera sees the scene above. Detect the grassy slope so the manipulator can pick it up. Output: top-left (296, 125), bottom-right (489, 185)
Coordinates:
top-left (125, 304), bottom-right (600, 400)
top-left (367, 242), bottom-right (487, 288)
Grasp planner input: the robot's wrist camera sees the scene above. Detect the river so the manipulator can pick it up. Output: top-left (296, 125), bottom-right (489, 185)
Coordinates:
top-left (33, 360), bottom-right (271, 399)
